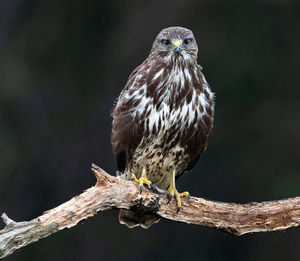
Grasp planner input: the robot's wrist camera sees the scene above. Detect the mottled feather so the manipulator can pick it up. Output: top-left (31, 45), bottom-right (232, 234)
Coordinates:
top-left (111, 26), bottom-right (214, 228)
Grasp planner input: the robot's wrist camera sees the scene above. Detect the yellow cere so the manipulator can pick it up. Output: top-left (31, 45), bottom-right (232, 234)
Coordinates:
top-left (173, 40), bottom-right (181, 47)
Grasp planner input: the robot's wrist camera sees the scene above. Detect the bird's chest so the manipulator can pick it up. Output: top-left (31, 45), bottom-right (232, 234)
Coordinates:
top-left (130, 99), bottom-right (195, 186)
top-left (124, 65), bottom-right (213, 188)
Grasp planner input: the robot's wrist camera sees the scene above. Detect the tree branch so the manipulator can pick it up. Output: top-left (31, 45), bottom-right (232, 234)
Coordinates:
top-left (1, 164), bottom-right (299, 259)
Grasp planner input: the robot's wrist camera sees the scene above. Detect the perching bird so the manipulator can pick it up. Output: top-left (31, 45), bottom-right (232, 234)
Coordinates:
top-left (112, 26), bottom-right (214, 228)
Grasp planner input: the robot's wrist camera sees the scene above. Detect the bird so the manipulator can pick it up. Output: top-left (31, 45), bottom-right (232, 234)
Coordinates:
top-left (111, 26), bottom-right (214, 228)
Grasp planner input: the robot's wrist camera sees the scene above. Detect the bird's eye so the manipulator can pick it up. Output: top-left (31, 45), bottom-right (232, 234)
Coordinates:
top-left (161, 39), bottom-right (171, 46)
top-left (184, 38), bottom-right (193, 45)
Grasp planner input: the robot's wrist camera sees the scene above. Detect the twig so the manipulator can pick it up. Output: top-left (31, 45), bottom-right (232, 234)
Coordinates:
top-left (0, 164), bottom-right (299, 259)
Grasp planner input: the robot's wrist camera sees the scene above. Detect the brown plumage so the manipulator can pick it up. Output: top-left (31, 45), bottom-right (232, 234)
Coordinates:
top-left (112, 26), bottom-right (214, 228)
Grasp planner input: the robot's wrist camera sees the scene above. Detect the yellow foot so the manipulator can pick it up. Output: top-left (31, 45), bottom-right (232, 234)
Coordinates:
top-left (130, 167), bottom-right (153, 193)
top-left (167, 170), bottom-right (190, 213)
top-left (167, 188), bottom-right (190, 213)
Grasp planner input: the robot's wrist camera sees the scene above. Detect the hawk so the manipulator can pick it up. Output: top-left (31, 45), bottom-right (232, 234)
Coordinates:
top-left (112, 26), bottom-right (214, 228)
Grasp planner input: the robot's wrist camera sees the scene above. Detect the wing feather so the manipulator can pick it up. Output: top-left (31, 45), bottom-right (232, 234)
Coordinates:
top-left (111, 63), bottom-right (148, 172)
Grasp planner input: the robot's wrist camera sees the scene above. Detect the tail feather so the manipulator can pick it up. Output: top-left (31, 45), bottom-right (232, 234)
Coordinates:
top-left (119, 209), bottom-right (160, 229)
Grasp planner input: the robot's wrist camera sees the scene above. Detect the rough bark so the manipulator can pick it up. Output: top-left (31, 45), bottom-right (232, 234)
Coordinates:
top-left (0, 164), bottom-right (299, 259)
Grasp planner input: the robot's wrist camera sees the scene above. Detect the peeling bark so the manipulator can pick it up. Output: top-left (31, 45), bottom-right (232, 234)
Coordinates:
top-left (0, 164), bottom-right (299, 259)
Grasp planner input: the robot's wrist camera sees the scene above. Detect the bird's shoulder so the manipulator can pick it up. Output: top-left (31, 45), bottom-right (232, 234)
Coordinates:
top-left (111, 60), bottom-right (150, 155)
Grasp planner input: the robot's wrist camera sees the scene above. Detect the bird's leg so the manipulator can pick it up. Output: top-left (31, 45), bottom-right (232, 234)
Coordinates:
top-left (168, 170), bottom-right (190, 213)
top-left (130, 167), bottom-right (153, 193)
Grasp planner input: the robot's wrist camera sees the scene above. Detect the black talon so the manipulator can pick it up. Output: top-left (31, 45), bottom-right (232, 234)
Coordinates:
top-left (188, 193), bottom-right (191, 201)
top-left (140, 185), bottom-right (143, 193)
top-left (176, 206), bottom-right (181, 213)
top-left (167, 194), bottom-right (173, 204)
top-left (150, 183), bottom-right (154, 190)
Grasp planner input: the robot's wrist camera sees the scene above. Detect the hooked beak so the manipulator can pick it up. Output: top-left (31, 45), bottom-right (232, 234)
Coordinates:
top-left (173, 40), bottom-right (182, 53)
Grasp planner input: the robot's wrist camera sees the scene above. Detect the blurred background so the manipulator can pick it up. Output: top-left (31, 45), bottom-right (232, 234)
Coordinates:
top-left (0, 0), bottom-right (299, 260)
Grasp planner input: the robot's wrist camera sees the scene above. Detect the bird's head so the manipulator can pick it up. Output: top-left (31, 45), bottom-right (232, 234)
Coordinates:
top-left (150, 26), bottom-right (198, 64)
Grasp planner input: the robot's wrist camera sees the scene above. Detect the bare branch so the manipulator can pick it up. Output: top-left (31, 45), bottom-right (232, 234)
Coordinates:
top-left (1, 164), bottom-right (299, 259)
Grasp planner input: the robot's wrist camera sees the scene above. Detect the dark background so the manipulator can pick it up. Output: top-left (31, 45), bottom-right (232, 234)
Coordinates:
top-left (0, 1), bottom-right (299, 260)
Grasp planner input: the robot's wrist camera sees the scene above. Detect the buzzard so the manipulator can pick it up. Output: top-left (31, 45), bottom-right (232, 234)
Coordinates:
top-left (112, 26), bottom-right (214, 228)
